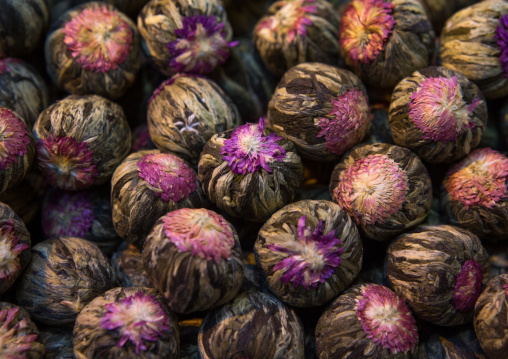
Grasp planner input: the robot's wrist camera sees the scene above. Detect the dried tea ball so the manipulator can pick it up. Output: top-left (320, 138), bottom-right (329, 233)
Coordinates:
top-left (138, 0), bottom-right (234, 76)
top-left (339, 0), bottom-right (434, 89)
top-left (387, 225), bottom-right (491, 326)
top-left (417, 0), bottom-right (478, 33)
top-left (147, 74), bottom-right (241, 163)
top-left (16, 237), bottom-right (116, 326)
top-left (73, 287), bottom-right (179, 358)
top-left (255, 199), bottom-right (363, 307)
top-left (111, 243), bottom-right (152, 288)
top-left (45, 2), bottom-right (141, 99)
top-left (389, 66), bottom-right (487, 163)
top-left (330, 143), bottom-right (432, 241)
top-left (143, 208), bottom-right (244, 314)
top-left (111, 149), bottom-right (207, 248)
top-left (198, 291), bottom-right (305, 359)
top-left (474, 273), bottom-right (508, 359)
top-left (0, 303), bottom-right (45, 359)
top-left (198, 118), bottom-right (303, 223)
top-left (253, 0), bottom-right (342, 78)
top-left (440, 0), bottom-right (508, 99)
top-left (315, 284), bottom-right (418, 358)
top-left (442, 148), bottom-right (508, 242)
top-left (268, 63), bottom-right (370, 162)
top-left (33, 94), bottom-right (131, 191)
top-left (39, 327), bottom-right (74, 359)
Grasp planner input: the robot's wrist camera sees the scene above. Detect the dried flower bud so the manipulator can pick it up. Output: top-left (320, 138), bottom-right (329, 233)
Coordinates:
top-left (268, 63), bottom-right (370, 162)
top-left (387, 225), bottom-right (491, 326)
top-left (39, 327), bottom-right (74, 359)
top-left (389, 66), bottom-right (487, 163)
top-left (112, 243), bottom-right (152, 288)
top-left (16, 237), bottom-right (116, 326)
top-left (33, 95), bottom-right (131, 190)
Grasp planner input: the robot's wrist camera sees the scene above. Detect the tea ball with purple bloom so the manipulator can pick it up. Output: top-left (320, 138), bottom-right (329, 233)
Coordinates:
top-left (112, 243), bottom-right (152, 288)
top-left (255, 200), bottom-right (363, 307)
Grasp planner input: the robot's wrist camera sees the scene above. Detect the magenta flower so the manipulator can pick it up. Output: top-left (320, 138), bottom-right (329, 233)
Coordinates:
top-left (496, 14), bottom-right (508, 78)
top-left (63, 5), bottom-right (133, 73)
top-left (452, 259), bottom-right (483, 313)
top-left (0, 58), bottom-right (21, 75)
top-left (166, 15), bottom-right (237, 75)
top-left (221, 118), bottom-right (286, 175)
top-left (356, 284), bottom-right (418, 354)
top-left (101, 292), bottom-right (170, 354)
top-left (162, 208), bottom-right (235, 264)
top-left (267, 215), bottom-right (344, 289)
top-left (0, 307), bottom-right (38, 358)
top-left (0, 220), bottom-right (28, 281)
top-left (137, 153), bottom-right (196, 203)
top-left (0, 109), bottom-right (30, 170)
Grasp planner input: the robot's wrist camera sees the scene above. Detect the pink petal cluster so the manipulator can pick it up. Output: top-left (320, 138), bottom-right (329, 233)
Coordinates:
top-left (267, 215), bottom-right (344, 289)
top-left (162, 208), bottom-right (235, 264)
top-left (0, 58), bottom-right (21, 75)
top-left (0, 307), bottom-right (38, 358)
top-left (409, 76), bottom-right (480, 143)
top-left (221, 118), bottom-right (286, 175)
top-left (503, 283), bottom-right (508, 296)
top-left (445, 148), bottom-right (508, 209)
top-left (316, 89), bottom-right (369, 155)
top-left (356, 284), bottom-right (418, 354)
top-left (36, 135), bottom-right (98, 190)
top-left (339, 0), bottom-right (395, 64)
top-left (166, 15), bottom-right (238, 75)
top-left (0, 220), bottom-right (28, 281)
top-left (495, 14), bottom-right (508, 78)
top-left (100, 292), bottom-right (170, 354)
top-left (335, 154), bottom-right (408, 226)
top-left (137, 153), bottom-right (196, 203)
top-left (63, 5), bottom-right (133, 73)
top-left (0, 109), bottom-right (30, 170)
top-left (452, 259), bottom-right (483, 313)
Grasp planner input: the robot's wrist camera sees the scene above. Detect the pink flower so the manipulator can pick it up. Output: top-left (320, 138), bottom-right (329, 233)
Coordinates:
top-left (452, 259), bottom-right (483, 313)
top-left (0, 220), bottom-right (28, 281)
top-left (495, 15), bottom-right (508, 78)
top-left (0, 307), bottom-right (38, 359)
top-left (0, 109), bottom-right (30, 170)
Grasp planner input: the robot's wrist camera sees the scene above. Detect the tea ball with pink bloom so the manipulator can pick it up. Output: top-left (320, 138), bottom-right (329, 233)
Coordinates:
top-left (315, 283), bottom-right (419, 358)
top-left (111, 149), bottom-right (208, 248)
top-left (253, 0), bottom-right (342, 78)
top-left (143, 208), bottom-right (243, 314)
top-left (73, 287), bottom-right (179, 358)
top-left (387, 225), bottom-right (490, 326)
top-left (255, 200), bottom-right (362, 307)
top-left (268, 63), bottom-right (370, 162)
top-left (45, 2), bottom-right (141, 99)
top-left (33, 95), bottom-right (131, 191)
top-left (330, 143), bottom-right (432, 241)
top-left (147, 74), bottom-right (241, 164)
top-left (389, 66), bottom-right (487, 163)
top-left (198, 118), bottom-right (303, 223)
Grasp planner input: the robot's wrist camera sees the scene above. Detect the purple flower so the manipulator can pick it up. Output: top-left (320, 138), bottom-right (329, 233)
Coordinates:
top-left (0, 108), bottom-right (30, 170)
top-left (452, 259), bottom-right (483, 313)
top-left (496, 14), bottom-right (508, 78)
top-left (0, 220), bottom-right (28, 281)
top-left (221, 118), bottom-right (286, 175)
top-left (0, 307), bottom-right (38, 358)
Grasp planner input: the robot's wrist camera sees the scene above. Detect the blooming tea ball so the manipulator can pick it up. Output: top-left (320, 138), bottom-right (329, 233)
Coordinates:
top-left (255, 199), bottom-right (363, 307)
top-left (198, 118), bottom-right (303, 223)
top-left (74, 287), bottom-right (179, 358)
top-left (268, 63), bottom-right (370, 162)
top-left (198, 291), bottom-right (305, 359)
top-left (315, 284), bottom-right (419, 358)
top-left (45, 2), bottom-right (141, 99)
top-left (16, 237), bottom-right (116, 326)
top-left (389, 66), bottom-right (487, 163)
top-left (387, 225), bottom-right (490, 326)
top-left (33, 94), bottom-right (131, 191)
top-left (112, 243), bottom-right (152, 288)
top-left (330, 143), bottom-right (432, 241)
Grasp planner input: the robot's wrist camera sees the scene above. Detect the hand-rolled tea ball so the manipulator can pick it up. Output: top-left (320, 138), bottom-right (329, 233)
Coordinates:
top-left (417, 0), bottom-right (478, 33)
top-left (16, 237), bottom-right (116, 326)
top-left (442, 148), bottom-right (508, 242)
top-left (143, 208), bottom-right (244, 314)
top-left (138, 0), bottom-right (234, 76)
top-left (473, 273), bottom-right (508, 359)
top-left (39, 327), bottom-right (74, 359)
top-left (255, 199), bottom-right (363, 307)
top-left (389, 66), bottom-right (487, 163)
top-left (198, 118), bottom-right (303, 223)
top-left (268, 63), bottom-right (370, 162)
top-left (330, 143), bottom-right (432, 241)
top-left (147, 74), bottom-right (241, 163)
top-left (111, 242), bottom-right (152, 288)
top-left (440, 0), bottom-right (508, 99)
top-left (315, 283), bottom-right (418, 358)
top-left (387, 225), bottom-right (491, 326)
top-left (45, 2), bottom-right (141, 99)
top-left (339, 0), bottom-right (434, 89)
top-left (253, 0), bottom-right (342, 78)
top-left (198, 291), bottom-right (305, 359)
top-left (33, 95), bottom-right (131, 191)
top-left (0, 303), bottom-right (45, 359)
top-left (73, 287), bottom-right (179, 358)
